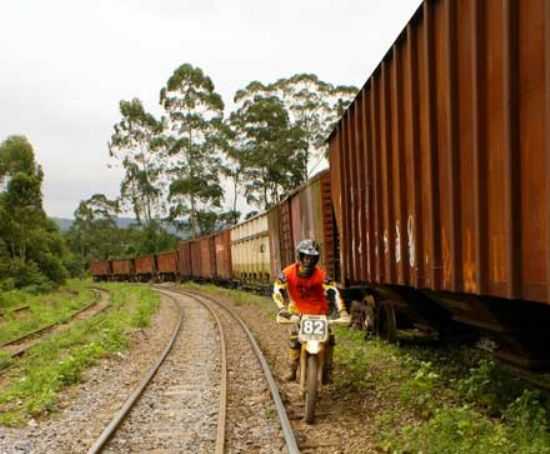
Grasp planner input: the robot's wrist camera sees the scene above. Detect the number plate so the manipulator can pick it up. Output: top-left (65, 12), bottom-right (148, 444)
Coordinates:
top-left (299, 315), bottom-right (328, 342)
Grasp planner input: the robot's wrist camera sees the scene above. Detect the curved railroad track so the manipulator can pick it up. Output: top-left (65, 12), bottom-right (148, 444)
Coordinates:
top-left (172, 286), bottom-right (300, 454)
top-left (87, 285), bottom-right (299, 453)
top-left (0, 287), bottom-right (112, 360)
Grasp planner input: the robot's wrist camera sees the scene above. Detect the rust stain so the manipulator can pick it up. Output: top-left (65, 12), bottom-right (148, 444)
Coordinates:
top-left (463, 229), bottom-right (477, 293)
top-left (441, 228), bottom-right (452, 288)
top-left (491, 234), bottom-right (506, 283)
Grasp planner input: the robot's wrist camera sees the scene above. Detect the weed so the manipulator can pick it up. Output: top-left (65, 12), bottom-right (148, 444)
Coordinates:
top-left (0, 282), bottom-right (159, 426)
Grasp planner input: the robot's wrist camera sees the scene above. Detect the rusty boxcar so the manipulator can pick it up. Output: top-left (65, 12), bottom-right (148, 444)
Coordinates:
top-left (135, 255), bottom-right (156, 282)
top-left (328, 0), bottom-right (550, 367)
top-left (111, 259), bottom-right (134, 281)
top-left (199, 236), bottom-right (216, 279)
top-left (289, 170), bottom-right (336, 277)
top-left (156, 251), bottom-right (178, 281)
top-left (214, 230), bottom-right (232, 281)
top-left (90, 260), bottom-right (111, 282)
top-left (177, 240), bottom-right (193, 279)
top-left (189, 240), bottom-right (202, 279)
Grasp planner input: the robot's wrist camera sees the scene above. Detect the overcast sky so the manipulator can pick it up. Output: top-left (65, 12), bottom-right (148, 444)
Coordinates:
top-left (0, 0), bottom-right (421, 218)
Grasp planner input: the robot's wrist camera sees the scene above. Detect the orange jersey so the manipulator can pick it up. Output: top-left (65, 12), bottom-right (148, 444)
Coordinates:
top-left (282, 263), bottom-right (328, 315)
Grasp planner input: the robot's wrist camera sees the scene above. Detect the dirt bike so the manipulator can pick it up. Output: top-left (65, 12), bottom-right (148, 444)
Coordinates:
top-left (277, 312), bottom-right (348, 424)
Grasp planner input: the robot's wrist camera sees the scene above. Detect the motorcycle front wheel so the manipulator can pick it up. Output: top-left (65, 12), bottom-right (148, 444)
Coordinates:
top-left (304, 354), bottom-right (318, 424)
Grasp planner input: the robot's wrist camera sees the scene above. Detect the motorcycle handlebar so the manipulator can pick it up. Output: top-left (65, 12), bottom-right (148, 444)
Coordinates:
top-left (275, 314), bottom-right (350, 326)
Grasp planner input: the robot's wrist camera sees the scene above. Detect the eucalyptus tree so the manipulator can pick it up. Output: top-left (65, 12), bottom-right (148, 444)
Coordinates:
top-left (235, 74), bottom-right (357, 180)
top-left (109, 98), bottom-right (164, 225)
top-left (273, 74), bottom-right (357, 177)
top-left (230, 95), bottom-right (306, 210)
top-left (160, 63), bottom-right (225, 238)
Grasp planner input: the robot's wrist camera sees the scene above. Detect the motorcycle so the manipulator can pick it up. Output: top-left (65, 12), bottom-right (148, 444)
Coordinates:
top-left (277, 312), bottom-right (348, 423)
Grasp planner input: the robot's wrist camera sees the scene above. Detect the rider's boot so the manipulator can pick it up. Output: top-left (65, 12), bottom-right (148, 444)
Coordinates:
top-left (322, 334), bottom-right (336, 384)
top-left (284, 347), bottom-right (300, 382)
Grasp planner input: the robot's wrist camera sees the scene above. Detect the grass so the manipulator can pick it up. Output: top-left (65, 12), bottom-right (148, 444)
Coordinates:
top-left (333, 328), bottom-right (550, 454)
top-left (0, 282), bottom-right (159, 426)
top-left (0, 280), bottom-right (97, 346)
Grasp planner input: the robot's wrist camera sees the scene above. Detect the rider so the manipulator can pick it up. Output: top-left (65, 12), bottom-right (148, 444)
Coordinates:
top-left (273, 239), bottom-right (350, 382)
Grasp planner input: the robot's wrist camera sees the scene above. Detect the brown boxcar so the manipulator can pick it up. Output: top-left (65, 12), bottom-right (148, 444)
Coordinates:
top-left (190, 240), bottom-right (202, 279)
top-left (156, 251), bottom-right (178, 280)
top-left (328, 0), bottom-right (550, 366)
top-left (214, 230), bottom-right (232, 280)
top-left (270, 170), bottom-right (337, 277)
top-left (135, 255), bottom-right (156, 281)
top-left (90, 260), bottom-right (111, 281)
top-left (199, 236), bottom-right (216, 279)
top-left (177, 240), bottom-right (193, 278)
top-left (111, 259), bottom-right (133, 280)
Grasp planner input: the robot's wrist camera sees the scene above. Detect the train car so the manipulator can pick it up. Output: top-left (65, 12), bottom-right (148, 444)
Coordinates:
top-left (190, 240), bottom-right (202, 279)
top-left (111, 259), bottom-right (134, 281)
top-left (156, 250), bottom-right (178, 281)
top-left (328, 0), bottom-right (550, 367)
top-left (199, 236), bottom-right (216, 279)
top-left (135, 254), bottom-right (156, 282)
top-left (90, 260), bottom-right (111, 282)
top-left (214, 229), bottom-right (232, 281)
top-left (231, 212), bottom-right (272, 286)
top-left (177, 240), bottom-right (193, 279)
top-left (269, 170), bottom-right (337, 278)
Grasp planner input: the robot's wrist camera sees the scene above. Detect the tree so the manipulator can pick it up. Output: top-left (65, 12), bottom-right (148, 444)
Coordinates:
top-left (67, 194), bottom-right (121, 263)
top-left (230, 95), bottom-right (307, 209)
top-left (160, 63), bottom-right (226, 238)
top-left (0, 135), bottom-right (69, 290)
top-left (274, 74), bottom-right (357, 177)
top-left (235, 74), bottom-right (358, 180)
top-left (109, 98), bottom-right (164, 225)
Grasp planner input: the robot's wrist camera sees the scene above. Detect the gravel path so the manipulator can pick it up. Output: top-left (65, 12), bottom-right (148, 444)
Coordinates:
top-left (196, 294), bottom-right (287, 453)
top-left (102, 292), bottom-right (219, 453)
top-left (0, 294), bottom-right (179, 454)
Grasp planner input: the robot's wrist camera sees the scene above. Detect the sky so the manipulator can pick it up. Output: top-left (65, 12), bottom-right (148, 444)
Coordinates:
top-left (0, 0), bottom-right (422, 218)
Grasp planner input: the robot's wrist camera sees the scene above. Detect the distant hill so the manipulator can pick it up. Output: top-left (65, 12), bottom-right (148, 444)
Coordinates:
top-left (50, 217), bottom-right (180, 235)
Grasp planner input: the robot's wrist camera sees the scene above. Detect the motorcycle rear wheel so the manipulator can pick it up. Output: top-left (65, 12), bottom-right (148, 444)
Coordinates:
top-left (304, 354), bottom-right (318, 424)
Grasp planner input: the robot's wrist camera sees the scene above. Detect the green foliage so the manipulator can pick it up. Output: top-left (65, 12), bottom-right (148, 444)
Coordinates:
top-left (234, 74), bottom-right (357, 180)
top-left (0, 280), bottom-right (95, 345)
top-left (160, 63), bottom-right (226, 238)
top-left (229, 95), bottom-right (307, 209)
top-left (0, 283), bottom-right (159, 425)
top-left (0, 135), bottom-right (70, 290)
top-left (109, 99), bottom-right (164, 225)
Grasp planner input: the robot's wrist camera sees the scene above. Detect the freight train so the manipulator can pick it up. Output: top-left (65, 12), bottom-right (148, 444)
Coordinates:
top-left (92, 0), bottom-right (550, 369)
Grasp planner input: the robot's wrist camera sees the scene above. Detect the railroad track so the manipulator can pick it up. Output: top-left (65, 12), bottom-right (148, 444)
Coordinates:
top-left (87, 286), bottom-right (299, 453)
top-left (0, 288), bottom-right (112, 360)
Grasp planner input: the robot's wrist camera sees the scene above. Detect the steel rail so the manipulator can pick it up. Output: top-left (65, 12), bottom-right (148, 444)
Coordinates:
top-left (173, 287), bottom-right (301, 454)
top-left (86, 290), bottom-right (184, 454)
top-left (0, 288), bottom-right (105, 349)
top-left (156, 287), bottom-right (228, 454)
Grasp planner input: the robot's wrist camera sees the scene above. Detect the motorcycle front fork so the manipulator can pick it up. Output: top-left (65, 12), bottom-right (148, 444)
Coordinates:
top-left (299, 344), bottom-right (328, 396)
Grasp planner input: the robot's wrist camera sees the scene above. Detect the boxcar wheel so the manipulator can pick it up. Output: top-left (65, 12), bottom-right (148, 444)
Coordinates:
top-left (375, 301), bottom-right (397, 343)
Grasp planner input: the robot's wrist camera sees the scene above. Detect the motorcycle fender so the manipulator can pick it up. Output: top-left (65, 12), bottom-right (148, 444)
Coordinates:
top-left (306, 340), bottom-right (321, 354)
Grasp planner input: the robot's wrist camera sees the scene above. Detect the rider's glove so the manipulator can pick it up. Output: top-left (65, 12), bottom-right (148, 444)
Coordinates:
top-left (278, 308), bottom-right (292, 319)
top-left (339, 309), bottom-right (351, 323)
